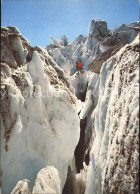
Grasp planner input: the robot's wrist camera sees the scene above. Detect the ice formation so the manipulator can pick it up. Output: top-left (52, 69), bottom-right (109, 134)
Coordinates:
top-left (1, 27), bottom-right (80, 193)
top-left (85, 34), bottom-right (139, 194)
top-left (32, 166), bottom-right (61, 193)
top-left (1, 19), bottom-right (139, 194)
top-left (46, 19), bottom-right (139, 77)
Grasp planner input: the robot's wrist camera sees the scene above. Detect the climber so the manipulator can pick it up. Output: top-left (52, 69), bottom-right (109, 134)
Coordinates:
top-left (77, 60), bottom-right (82, 73)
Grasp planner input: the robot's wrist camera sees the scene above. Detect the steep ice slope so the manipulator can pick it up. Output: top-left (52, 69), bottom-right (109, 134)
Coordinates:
top-left (85, 34), bottom-right (139, 194)
top-left (1, 27), bottom-right (80, 193)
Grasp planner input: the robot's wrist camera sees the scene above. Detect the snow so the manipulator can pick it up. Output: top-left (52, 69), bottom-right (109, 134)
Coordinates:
top-left (50, 36), bottom-right (60, 47)
top-left (11, 179), bottom-right (31, 194)
top-left (78, 72), bottom-right (99, 119)
top-left (7, 26), bottom-right (21, 35)
top-left (84, 56), bottom-right (93, 71)
top-left (89, 19), bottom-right (108, 36)
top-left (85, 34), bottom-right (139, 194)
top-left (12, 37), bottom-right (28, 65)
top-left (53, 48), bottom-right (72, 76)
top-left (46, 19), bottom-right (110, 76)
top-left (70, 71), bottom-right (88, 101)
top-left (32, 166), bottom-right (61, 193)
top-left (79, 98), bottom-right (93, 119)
top-left (1, 41), bottom-right (80, 193)
top-left (59, 35), bottom-right (70, 46)
top-left (27, 51), bottom-right (45, 84)
top-left (1, 22), bottom-right (139, 194)
top-left (75, 163), bottom-right (88, 194)
top-left (46, 20), bottom-right (139, 78)
top-left (1, 28), bottom-right (28, 68)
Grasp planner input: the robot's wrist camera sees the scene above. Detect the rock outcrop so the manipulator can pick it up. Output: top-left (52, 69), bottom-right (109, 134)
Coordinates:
top-left (88, 21), bottom-right (139, 74)
top-left (89, 46), bottom-right (122, 74)
top-left (87, 19), bottom-right (109, 51)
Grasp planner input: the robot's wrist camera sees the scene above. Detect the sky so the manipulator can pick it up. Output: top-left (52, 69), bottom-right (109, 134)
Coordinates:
top-left (1, 0), bottom-right (139, 47)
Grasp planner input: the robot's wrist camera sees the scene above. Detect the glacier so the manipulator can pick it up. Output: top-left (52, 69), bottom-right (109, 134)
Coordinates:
top-left (85, 34), bottom-right (139, 194)
top-left (1, 19), bottom-right (139, 194)
top-left (1, 26), bottom-right (80, 193)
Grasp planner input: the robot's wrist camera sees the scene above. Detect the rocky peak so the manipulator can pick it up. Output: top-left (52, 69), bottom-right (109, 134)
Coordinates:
top-left (89, 19), bottom-right (109, 37)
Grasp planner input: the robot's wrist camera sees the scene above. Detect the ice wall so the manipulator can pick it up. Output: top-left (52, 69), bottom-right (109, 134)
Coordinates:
top-left (1, 27), bottom-right (80, 193)
top-left (85, 34), bottom-right (139, 194)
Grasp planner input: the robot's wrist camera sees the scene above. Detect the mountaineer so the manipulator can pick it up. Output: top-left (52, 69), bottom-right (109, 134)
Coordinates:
top-left (77, 60), bottom-right (82, 73)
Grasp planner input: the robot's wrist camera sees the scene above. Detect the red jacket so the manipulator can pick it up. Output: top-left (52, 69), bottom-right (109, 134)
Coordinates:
top-left (77, 61), bottom-right (82, 68)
